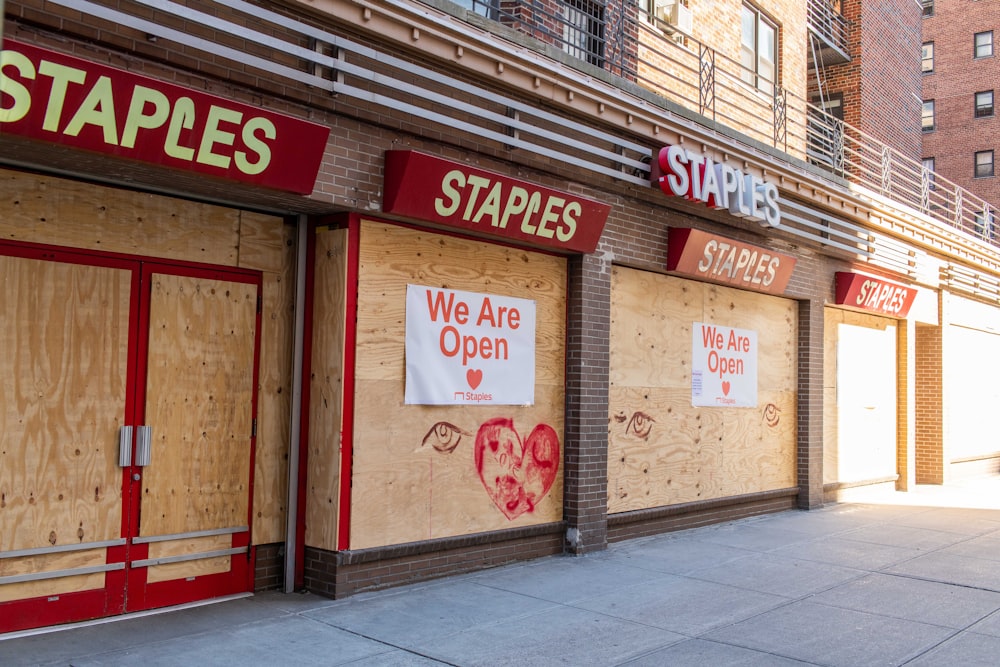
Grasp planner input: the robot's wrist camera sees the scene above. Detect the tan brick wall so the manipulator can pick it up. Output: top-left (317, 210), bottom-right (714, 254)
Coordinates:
top-left (915, 322), bottom-right (944, 483)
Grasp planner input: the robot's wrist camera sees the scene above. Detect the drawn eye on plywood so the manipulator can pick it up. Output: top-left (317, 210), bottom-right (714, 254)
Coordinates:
top-left (419, 417), bottom-right (560, 521)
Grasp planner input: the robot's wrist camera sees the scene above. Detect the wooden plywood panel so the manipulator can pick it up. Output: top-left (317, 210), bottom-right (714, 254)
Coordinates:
top-left (608, 267), bottom-right (797, 514)
top-left (252, 222), bottom-right (296, 545)
top-left (351, 381), bottom-right (565, 549)
top-left (824, 309), bottom-right (898, 484)
top-left (0, 169), bottom-right (240, 265)
top-left (141, 275), bottom-right (257, 537)
top-left (354, 221), bottom-right (566, 386)
top-left (609, 267), bottom-right (702, 390)
top-left (0, 549), bottom-right (107, 603)
top-left (304, 228), bottom-right (348, 552)
top-left (0, 257), bottom-right (129, 551)
top-left (237, 212), bottom-right (286, 274)
top-left (348, 221), bottom-right (566, 550)
top-left (145, 534), bottom-right (231, 584)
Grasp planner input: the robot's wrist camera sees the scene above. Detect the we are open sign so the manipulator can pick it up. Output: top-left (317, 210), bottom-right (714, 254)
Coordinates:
top-left (404, 285), bottom-right (536, 405)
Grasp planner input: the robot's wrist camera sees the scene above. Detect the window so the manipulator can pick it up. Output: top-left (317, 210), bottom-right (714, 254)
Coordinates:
top-left (922, 42), bottom-right (934, 72)
top-left (922, 157), bottom-right (936, 191)
top-left (975, 31), bottom-right (994, 58)
top-left (974, 210), bottom-right (990, 237)
top-left (922, 100), bottom-right (935, 131)
top-left (976, 91), bottom-right (994, 117)
top-left (922, 0), bottom-right (934, 17)
top-left (975, 150), bottom-right (994, 178)
top-left (562, 0), bottom-right (605, 67)
top-left (740, 4), bottom-right (778, 94)
top-left (453, 0), bottom-right (498, 19)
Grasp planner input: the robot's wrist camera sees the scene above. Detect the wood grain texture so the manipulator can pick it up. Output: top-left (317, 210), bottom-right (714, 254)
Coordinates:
top-left (348, 220), bottom-right (566, 550)
top-left (145, 534), bottom-right (232, 583)
top-left (0, 548), bottom-right (107, 603)
top-left (141, 274), bottom-right (256, 537)
top-left (0, 168), bottom-right (239, 264)
top-left (252, 221), bottom-right (295, 545)
top-left (0, 257), bottom-right (129, 551)
top-left (608, 267), bottom-right (796, 514)
top-left (304, 228), bottom-right (348, 551)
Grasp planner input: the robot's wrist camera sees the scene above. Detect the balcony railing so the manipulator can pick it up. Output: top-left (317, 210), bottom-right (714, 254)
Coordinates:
top-left (807, 0), bottom-right (850, 66)
top-left (448, 0), bottom-right (998, 249)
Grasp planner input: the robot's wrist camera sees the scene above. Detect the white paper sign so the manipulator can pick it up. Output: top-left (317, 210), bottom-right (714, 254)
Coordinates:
top-left (405, 284), bottom-right (536, 405)
top-left (691, 321), bottom-right (758, 407)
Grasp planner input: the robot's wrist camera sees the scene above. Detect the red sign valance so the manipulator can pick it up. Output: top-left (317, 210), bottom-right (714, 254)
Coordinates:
top-left (382, 150), bottom-right (611, 253)
top-left (835, 272), bottom-right (917, 317)
top-left (0, 40), bottom-right (329, 194)
top-left (666, 227), bottom-right (796, 294)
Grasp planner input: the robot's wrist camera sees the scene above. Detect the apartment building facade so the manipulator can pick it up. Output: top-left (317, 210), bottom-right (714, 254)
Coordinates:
top-left (921, 0), bottom-right (1000, 210)
top-left (1, 0), bottom-right (999, 633)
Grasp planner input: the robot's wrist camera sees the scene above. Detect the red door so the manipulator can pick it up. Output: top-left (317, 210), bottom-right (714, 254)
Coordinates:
top-left (0, 243), bottom-right (261, 632)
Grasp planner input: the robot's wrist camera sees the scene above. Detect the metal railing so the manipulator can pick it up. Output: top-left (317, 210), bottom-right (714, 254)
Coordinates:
top-left (806, 0), bottom-right (849, 63)
top-left (447, 0), bottom-right (998, 249)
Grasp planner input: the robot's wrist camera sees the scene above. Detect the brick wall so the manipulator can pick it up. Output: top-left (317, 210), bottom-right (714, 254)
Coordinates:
top-left (922, 0), bottom-right (1000, 209)
top-left (254, 543), bottom-right (286, 592)
top-left (823, 0), bottom-right (923, 163)
top-left (915, 322), bottom-right (944, 483)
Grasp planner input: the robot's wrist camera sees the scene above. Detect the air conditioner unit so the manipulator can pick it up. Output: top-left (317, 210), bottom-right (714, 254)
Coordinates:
top-left (653, 0), bottom-right (693, 43)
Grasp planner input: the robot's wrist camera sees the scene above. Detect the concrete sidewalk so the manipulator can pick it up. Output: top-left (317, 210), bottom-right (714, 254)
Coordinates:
top-left (4, 479), bottom-right (1000, 666)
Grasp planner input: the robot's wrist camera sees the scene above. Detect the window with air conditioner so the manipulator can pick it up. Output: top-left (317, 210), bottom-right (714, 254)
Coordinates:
top-left (740, 4), bottom-right (778, 95)
top-left (976, 91), bottom-right (994, 118)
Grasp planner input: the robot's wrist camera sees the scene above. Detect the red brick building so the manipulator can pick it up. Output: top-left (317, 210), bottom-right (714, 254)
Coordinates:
top-left (922, 0), bottom-right (1000, 210)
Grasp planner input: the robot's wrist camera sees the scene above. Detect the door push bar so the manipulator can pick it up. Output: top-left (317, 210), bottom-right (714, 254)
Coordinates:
top-left (118, 425), bottom-right (153, 467)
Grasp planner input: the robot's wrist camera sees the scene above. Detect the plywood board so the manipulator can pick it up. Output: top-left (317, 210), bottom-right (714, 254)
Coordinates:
top-left (304, 228), bottom-right (348, 552)
top-left (145, 534), bottom-right (232, 584)
top-left (252, 221), bottom-right (296, 545)
top-left (608, 267), bottom-right (797, 514)
top-left (824, 308), bottom-right (898, 484)
top-left (348, 220), bottom-right (567, 550)
top-left (351, 381), bottom-right (565, 549)
top-left (141, 274), bottom-right (256, 536)
top-left (0, 256), bottom-right (129, 551)
top-left (237, 211), bottom-right (286, 274)
top-left (0, 548), bottom-right (107, 603)
top-left (0, 168), bottom-right (240, 265)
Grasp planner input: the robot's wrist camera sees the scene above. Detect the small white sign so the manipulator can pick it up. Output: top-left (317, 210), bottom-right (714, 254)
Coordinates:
top-left (691, 321), bottom-right (758, 407)
top-left (405, 285), bottom-right (536, 405)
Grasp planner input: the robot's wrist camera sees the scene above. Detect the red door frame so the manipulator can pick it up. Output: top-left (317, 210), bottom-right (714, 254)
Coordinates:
top-left (0, 240), bottom-right (261, 632)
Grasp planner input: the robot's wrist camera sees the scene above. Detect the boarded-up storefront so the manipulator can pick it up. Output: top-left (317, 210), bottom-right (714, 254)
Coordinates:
top-left (608, 266), bottom-right (798, 516)
top-left (306, 218), bottom-right (568, 552)
top-left (0, 169), bottom-right (295, 632)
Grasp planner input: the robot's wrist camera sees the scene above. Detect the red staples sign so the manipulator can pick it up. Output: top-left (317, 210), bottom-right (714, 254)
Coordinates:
top-left (667, 227), bottom-right (796, 294)
top-left (0, 40), bottom-right (329, 194)
top-left (382, 150), bottom-right (611, 253)
top-left (835, 272), bottom-right (918, 317)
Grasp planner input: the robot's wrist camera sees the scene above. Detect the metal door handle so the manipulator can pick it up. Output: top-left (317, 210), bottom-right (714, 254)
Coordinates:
top-left (118, 426), bottom-right (133, 467)
top-left (136, 426), bottom-right (152, 467)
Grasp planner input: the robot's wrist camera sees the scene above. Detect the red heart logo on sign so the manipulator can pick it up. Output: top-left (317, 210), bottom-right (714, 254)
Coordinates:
top-left (474, 417), bottom-right (560, 520)
top-left (722, 381), bottom-right (731, 396)
top-left (467, 369), bottom-right (483, 390)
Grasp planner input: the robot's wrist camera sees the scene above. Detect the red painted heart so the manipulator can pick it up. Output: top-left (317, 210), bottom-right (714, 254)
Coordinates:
top-left (722, 380), bottom-right (731, 396)
top-left (474, 417), bottom-right (560, 520)
top-left (467, 369), bottom-right (483, 390)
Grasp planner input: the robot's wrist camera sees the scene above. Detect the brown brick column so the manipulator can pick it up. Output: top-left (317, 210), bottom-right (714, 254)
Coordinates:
top-left (563, 249), bottom-right (611, 554)
top-left (915, 322), bottom-right (944, 483)
top-left (798, 298), bottom-right (825, 508)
